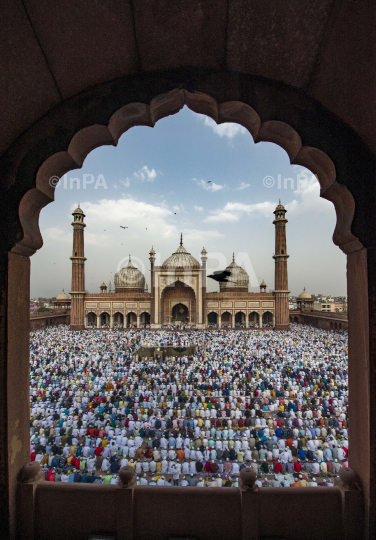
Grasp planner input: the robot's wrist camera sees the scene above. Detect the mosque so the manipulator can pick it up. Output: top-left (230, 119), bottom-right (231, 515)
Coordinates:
top-left (67, 202), bottom-right (290, 331)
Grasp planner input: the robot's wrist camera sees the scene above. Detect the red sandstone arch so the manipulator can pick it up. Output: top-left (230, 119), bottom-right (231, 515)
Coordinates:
top-left (126, 311), bottom-right (137, 327)
top-left (221, 311), bottom-right (232, 327)
top-left (207, 312), bottom-right (218, 326)
top-left (12, 89), bottom-right (363, 258)
top-left (235, 311), bottom-right (246, 326)
top-left (160, 280), bottom-right (196, 325)
top-left (86, 311), bottom-right (96, 327)
top-left (262, 311), bottom-right (273, 326)
top-left (113, 312), bottom-right (123, 326)
top-left (140, 312), bottom-right (150, 326)
top-left (100, 312), bottom-right (110, 326)
top-left (248, 311), bottom-right (259, 326)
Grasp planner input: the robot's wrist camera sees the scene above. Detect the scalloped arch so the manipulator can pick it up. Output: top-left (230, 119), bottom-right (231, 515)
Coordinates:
top-left (12, 89), bottom-right (363, 257)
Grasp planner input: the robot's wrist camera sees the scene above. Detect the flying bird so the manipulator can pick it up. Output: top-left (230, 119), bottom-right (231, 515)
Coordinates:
top-left (208, 270), bottom-right (234, 283)
top-left (207, 181), bottom-right (211, 183)
top-left (120, 226), bottom-right (128, 229)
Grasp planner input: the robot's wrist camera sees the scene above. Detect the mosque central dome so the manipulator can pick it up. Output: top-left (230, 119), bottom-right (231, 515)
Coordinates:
top-left (162, 234), bottom-right (200, 267)
top-left (114, 256), bottom-right (146, 291)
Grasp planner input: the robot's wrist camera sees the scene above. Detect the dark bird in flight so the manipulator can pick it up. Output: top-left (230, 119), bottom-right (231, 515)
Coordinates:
top-left (208, 270), bottom-right (234, 283)
top-left (120, 226), bottom-right (128, 229)
top-left (207, 181), bottom-right (211, 183)
top-left (174, 213), bottom-right (177, 215)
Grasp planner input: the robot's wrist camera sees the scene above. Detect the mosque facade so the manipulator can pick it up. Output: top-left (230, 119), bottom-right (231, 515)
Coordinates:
top-left (69, 203), bottom-right (290, 331)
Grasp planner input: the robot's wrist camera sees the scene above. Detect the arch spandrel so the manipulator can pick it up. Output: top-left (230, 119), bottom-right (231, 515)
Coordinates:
top-left (170, 300), bottom-right (190, 311)
top-left (160, 277), bottom-right (197, 296)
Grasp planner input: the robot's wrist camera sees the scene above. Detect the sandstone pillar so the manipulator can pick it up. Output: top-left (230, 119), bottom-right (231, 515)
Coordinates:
top-left (0, 252), bottom-right (30, 539)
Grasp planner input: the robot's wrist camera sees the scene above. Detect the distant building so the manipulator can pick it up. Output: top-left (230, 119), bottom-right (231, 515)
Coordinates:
top-left (53, 290), bottom-right (71, 311)
top-left (67, 203), bottom-right (291, 331)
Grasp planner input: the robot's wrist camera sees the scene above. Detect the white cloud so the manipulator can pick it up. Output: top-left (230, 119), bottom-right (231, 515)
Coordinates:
top-left (193, 178), bottom-right (224, 192)
top-left (286, 174), bottom-right (333, 215)
top-left (204, 201), bottom-right (276, 223)
top-left (224, 201), bottom-right (276, 218)
top-left (183, 229), bottom-right (224, 243)
top-left (134, 165), bottom-right (157, 182)
top-left (194, 205), bottom-right (203, 212)
top-left (44, 227), bottom-right (106, 246)
top-left (204, 210), bottom-right (240, 223)
top-left (173, 205), bottom-right (180, 213)
top-left (203, 175), bottom-right (333, 225)
top-left (75, 199), bottom-right (177, 241)
top-left (44, 227), bottom-right (71, 245)
top-left (236, 181), bottom-right (251, 191)
top-left (197, 114), bottom-right (247, 139)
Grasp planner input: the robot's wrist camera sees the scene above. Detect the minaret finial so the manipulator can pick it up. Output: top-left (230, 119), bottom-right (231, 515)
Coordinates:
top-left (129, 254), bottom-right (131, 262)
top-left (279, 198), bottom-right (281, 205)
top-left (232, 252), bottom-right (235, 263)
top-left (78, 203), bottom-right (80, 208)
top-left (180, 233), bottom-right (183, 246)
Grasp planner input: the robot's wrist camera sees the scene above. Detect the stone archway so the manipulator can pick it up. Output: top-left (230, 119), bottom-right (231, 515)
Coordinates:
top-left (248, 311), bottom-right (260, 327)
top-left (86, 311), bottom-right (96, 327)
top-left (140, 312), bottom-right (150, 326)
top-left (100, 312), bottom-right (110, 326)
top-left (235, 311), bottom-right (246, 327)
top-left (160, 280), bottom-right (196, 325)
top-left (113, 312), bottom-right (124, 326)
top-left (262, 311), bottom-right (273, 327)
top-left (221, 311), bottom-right (232, 327)
top-left (207, 312), bottom-right (218, 326)
top-left (127, 312), bottom-right (137, 327)
top-left (1, 86), bottom-right (374, 539)
top-left (171, 302), bottom-right (189, 323)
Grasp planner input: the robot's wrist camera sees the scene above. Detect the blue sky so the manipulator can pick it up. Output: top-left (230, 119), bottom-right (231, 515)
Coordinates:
top-left (31, 106), bottom-right (346, 298)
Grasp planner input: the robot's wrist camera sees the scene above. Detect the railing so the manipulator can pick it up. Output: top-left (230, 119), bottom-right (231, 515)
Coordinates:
top-left (18, 464), bottom-right (364, 540)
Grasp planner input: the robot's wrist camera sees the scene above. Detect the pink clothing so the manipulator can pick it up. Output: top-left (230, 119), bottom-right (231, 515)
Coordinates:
top-left (224, 462), bottom-right (232, 474)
